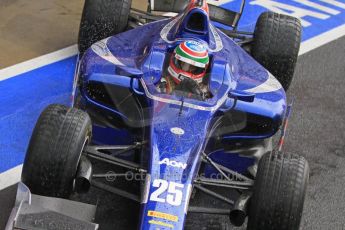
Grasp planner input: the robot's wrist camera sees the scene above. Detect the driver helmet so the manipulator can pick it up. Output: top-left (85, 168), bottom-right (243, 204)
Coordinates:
top-left (168, 40), bottom-right (209, 84)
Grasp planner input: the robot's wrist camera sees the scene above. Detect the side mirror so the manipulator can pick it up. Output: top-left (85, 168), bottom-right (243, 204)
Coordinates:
top-left (228, 90), bottom-right (255, 102)
top-left (131, 78), bottom-right (145, 95)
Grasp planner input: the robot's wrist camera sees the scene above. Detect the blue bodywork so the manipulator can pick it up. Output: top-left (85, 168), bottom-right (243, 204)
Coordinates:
top-left (74, 5), bottom-right (286, 230)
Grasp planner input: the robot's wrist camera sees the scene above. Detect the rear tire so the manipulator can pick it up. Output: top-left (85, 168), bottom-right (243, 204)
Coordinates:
top-left (247, 152), bottom-right (309, 230)
top-left (251, 12), bottom-right (302, 91)
top-left (78, 0), bottom-right (132, 55)
top-left (21, 104), bottom-right (92, 198)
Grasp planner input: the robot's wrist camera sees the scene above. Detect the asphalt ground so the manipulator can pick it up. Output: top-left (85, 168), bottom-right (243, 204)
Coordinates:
top-left (287, 36), bottom-right (345, 230)
top-left (0, 0), bottom-right (145, 68)
top-left (1, 35), bottom-right (345, 229)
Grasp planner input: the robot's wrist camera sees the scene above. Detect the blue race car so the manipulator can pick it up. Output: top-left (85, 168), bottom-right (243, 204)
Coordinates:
top-left (7, 0), bottom-right (309, 229)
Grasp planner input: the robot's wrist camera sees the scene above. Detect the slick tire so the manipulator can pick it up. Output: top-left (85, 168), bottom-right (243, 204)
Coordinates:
top-left (251, 12), bottom-right (302, 91)
top-left (247, 152), bottom-right (309, 230)
top-left (21, 104), bottom-right (92, 198)
top-left (78, 0), bottom-right (132, 55)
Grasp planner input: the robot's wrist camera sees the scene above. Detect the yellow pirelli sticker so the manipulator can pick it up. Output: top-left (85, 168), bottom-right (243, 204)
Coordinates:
top-left (147, 210), bottom-right (178, 222)
top-left (148, 220), bottom-right (174, 229)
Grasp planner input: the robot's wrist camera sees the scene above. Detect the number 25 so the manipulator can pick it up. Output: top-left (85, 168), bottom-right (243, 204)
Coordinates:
top-left (150, 179), bottom-right (184, 206)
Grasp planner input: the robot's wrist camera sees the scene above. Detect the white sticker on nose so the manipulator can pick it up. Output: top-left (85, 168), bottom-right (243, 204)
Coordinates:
top-left (170, 127), bottom-right (185, 135)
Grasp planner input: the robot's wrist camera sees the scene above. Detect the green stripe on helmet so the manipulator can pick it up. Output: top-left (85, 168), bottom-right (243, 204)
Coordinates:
top-left (175, 46), bottom-right (209, 66)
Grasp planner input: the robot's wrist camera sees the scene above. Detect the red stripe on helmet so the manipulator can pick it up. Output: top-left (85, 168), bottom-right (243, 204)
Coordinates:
top-left (169, 56), bottom-right (205, 84)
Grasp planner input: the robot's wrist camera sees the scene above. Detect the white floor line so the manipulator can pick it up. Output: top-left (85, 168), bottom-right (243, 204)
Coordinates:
top-left (0, 20), bottom-right (345, 191)
top-left (0, 164), bottom-right (22, 190)
top-left (299, 24), bottom-right (345, 55)
top-left (0, 45), bottom-right (78, 82)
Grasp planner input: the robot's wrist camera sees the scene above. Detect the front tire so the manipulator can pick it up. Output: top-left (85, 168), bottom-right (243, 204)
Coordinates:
top-left (247, 152), bottom-right (309, 230)
top-left (251, 12), bottom-right (302, 91)
top-left (21, 104), bottom-right (92, 198)
top-left (78, 0), bottom-right (132, 55)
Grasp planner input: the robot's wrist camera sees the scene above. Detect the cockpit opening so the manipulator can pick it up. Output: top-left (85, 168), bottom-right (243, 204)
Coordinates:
top-left (186, 12), bottom-right (206, 32)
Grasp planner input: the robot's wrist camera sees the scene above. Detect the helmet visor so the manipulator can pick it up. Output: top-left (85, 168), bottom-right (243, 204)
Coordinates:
top-left (173, 57), bottom-right (205, 75)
